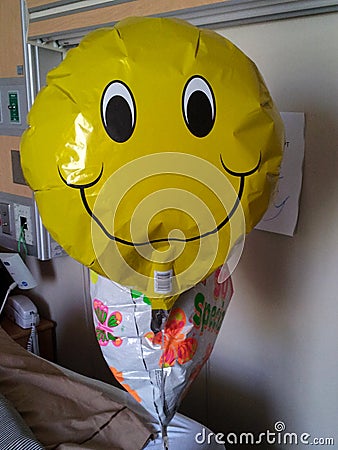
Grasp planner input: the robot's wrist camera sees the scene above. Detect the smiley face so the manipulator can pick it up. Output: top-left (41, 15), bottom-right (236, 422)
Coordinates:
top-left (21, 17), bottom-right (283, 307)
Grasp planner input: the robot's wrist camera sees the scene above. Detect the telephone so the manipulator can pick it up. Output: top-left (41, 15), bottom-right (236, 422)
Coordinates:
top-left (4, 295), bottom-right (40, 329)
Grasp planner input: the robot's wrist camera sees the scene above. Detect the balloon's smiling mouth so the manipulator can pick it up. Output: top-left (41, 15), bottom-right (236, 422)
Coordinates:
top-left (58, 154), bottom-right (261, 247)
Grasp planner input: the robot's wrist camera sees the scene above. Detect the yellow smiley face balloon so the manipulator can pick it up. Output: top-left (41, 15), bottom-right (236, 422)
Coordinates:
top-left (21, 17), bottom-right (283, 309)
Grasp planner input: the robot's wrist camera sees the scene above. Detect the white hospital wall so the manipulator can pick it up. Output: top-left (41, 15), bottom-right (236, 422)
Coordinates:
top-left (182, 12), bottom-right (338, 447)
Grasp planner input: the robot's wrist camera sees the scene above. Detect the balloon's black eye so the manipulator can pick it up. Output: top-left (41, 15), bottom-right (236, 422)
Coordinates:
top-left (182, 76), bottom-right (215, 138)
top-left (101, 81), bottom-right (136, 143)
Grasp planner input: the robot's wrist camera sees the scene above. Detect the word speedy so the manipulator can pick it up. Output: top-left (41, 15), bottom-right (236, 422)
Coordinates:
top-left (193, 293), bottom-right (226, 334)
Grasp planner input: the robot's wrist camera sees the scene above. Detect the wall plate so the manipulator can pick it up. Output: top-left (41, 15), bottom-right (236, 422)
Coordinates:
top-left (13, 203), bottom-right (34, 246)
top-left (0, 203), bottom-right (11, 235)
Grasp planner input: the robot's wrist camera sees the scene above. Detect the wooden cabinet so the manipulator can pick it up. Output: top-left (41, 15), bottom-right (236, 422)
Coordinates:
top-left (0, 0), bottom-right (24, 78)
top-left (26, 0), bottom-right (224, 40)
top-left (1, 317), bottom-right (56, 362)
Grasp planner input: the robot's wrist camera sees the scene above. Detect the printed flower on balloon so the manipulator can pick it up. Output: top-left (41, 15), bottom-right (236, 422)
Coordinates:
top-left (146, 308), bottom-right (198, 367)
top-left (93, 299), bottom-right (122, 347)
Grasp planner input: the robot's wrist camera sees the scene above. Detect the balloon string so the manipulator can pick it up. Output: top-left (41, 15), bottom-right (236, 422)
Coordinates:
top-left (162, 424), bottom-right (169, 450)
top-left (161, 318), bottom-right (169, 449)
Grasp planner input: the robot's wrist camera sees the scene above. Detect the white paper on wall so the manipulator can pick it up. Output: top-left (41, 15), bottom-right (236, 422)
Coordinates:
top-left (255, 112), bottom-right (305, 236)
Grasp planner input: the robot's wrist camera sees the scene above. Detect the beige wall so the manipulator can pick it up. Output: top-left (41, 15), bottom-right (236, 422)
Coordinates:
top-left (181, 12), bottom-right (338, 445)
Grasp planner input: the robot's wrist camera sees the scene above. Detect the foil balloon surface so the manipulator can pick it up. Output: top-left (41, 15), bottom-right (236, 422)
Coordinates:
top-left (20, 17), bottom-right (283, 310)
top-left (90, 268), bottom-right (233, 430)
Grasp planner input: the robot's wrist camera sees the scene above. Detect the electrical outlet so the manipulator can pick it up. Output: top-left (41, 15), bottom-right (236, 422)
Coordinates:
top-left (13, 203), bottom-right (34, 246)
top-left (0, 202), bottom-right (11, 235)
